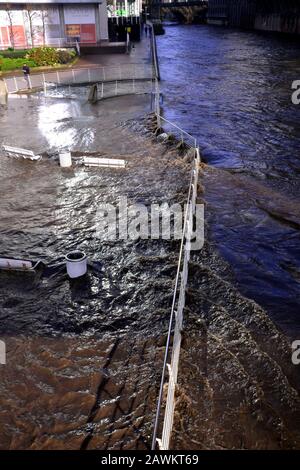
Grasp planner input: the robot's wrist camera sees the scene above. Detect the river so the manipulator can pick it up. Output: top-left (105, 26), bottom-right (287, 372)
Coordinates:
top-left (157, 24), bottom-right (300, 338)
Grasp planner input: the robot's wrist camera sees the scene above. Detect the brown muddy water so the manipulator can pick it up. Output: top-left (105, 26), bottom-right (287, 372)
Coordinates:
top-left (0, 92), bottom-right (190, 449)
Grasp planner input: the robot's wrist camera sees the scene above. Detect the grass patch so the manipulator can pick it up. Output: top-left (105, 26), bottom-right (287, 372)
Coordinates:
top-left (0, 57), bottom-right (37, 71)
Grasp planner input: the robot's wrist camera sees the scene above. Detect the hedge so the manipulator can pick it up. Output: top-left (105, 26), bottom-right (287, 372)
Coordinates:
top-left (0, 50), bottom-right (28, 59)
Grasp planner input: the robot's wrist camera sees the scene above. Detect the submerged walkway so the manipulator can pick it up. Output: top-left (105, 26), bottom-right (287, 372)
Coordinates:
top-left (77, 35), bottom-right (152, 69)
top-left (2, 34), bottom-right (153, 95)
top-left (0, 96), bottom-right (191, 449)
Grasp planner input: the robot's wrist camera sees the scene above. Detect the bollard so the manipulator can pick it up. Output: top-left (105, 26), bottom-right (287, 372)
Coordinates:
top-left (65, 251), bottom-right (87, 279)
top-left (59, 152), bottom-right (72, 168)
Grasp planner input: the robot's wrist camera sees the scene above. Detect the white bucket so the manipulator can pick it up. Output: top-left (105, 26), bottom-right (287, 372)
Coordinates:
top-left (59, 152), bottom-right (72, 168)
top-left (65, 251), bottom-right (87, 278)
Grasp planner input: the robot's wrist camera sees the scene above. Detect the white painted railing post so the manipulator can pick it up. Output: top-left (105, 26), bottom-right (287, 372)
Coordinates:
top-left (3, 79), bottom-right (9, 94)
top-left (14, 77), bottom-right (18, 92)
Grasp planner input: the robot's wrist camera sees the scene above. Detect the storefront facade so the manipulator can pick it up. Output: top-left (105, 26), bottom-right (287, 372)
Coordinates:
top-left (0, 1), bottom-right (109, 48)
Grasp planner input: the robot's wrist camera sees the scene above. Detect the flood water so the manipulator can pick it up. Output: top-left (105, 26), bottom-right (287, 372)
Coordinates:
top-left (0, 93), bottom-right (190, 448)
top-left (157, 25), bottom-right (300, 337)
top-left (1, 25), bottom-right (300, 450)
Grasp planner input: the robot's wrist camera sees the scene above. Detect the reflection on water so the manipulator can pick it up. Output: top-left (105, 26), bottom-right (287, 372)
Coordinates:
top-left (157, 25), bottom-right (300, 337)
top-left (38, 102), bottom-right (81, 150)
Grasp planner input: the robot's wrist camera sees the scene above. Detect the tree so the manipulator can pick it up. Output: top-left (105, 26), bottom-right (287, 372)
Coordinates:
top-left (25, 5), bottom-right (34, 46)
top-left (25, 7), bottom-right (48, 46)
top-left (5, 7), bottom-right (15, 48)
top-left (41, 9), bottom-right (48, 45)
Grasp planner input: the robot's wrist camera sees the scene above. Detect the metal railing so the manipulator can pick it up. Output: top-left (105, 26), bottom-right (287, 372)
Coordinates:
top-left (158, 115), bottom-right (197, 149)
top-left (44, 79), bottom-right (155, 101)
top-left (151, 115), bottom-right (200, 450)
top-left (3, 64), bottom-right (154, 94)
top-left (148, 22), bottom-right (160, 81)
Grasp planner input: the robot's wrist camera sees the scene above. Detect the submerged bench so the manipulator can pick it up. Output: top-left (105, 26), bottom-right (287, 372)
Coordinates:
top-left (2, 145), bottom-right (42, 161)
top-left (0, 257), bottom-right (44, 273)
top-left (81, 157), bottom-right (126, 168)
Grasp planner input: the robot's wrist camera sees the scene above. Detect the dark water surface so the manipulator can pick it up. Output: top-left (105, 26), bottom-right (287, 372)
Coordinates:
top-left (157, 25), bottom-right (300, 337)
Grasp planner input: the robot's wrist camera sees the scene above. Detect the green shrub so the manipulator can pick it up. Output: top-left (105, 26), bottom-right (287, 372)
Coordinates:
top-left (0, 46), bottom-right (76, 71)
top-left (57, 49), bottom-right (75, 65)
top-left (25, 47), bottom-right (59, 66)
